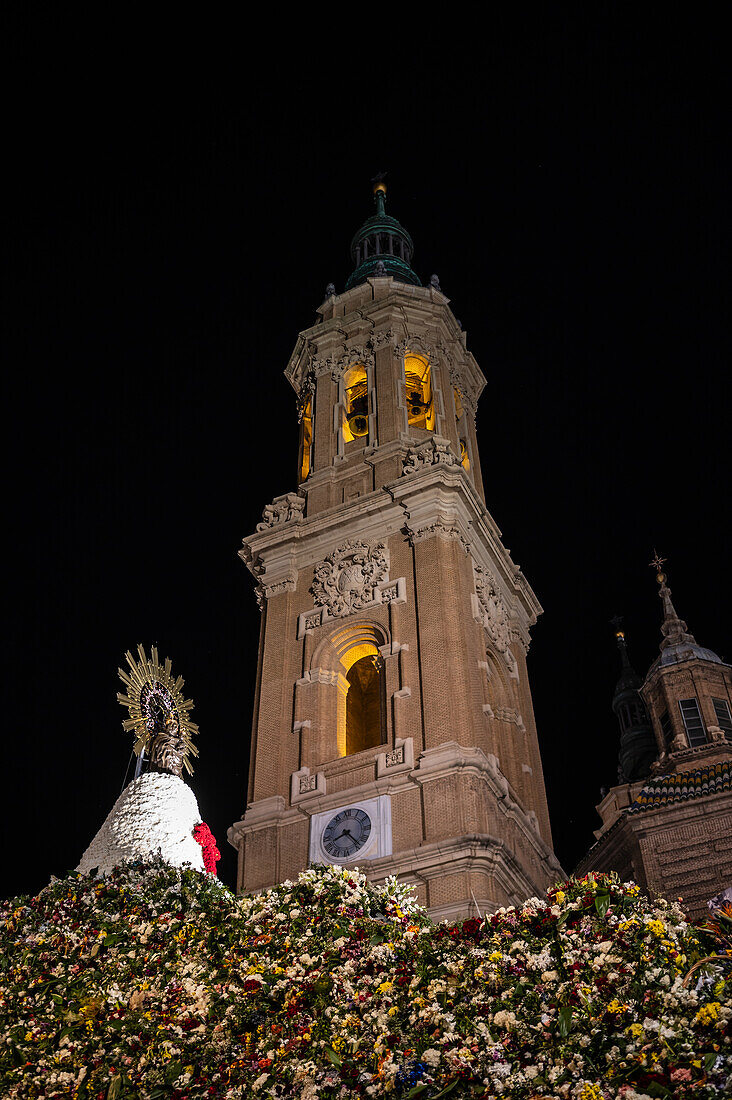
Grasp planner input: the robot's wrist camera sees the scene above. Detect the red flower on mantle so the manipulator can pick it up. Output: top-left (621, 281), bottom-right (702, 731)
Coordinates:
top-left (192, 822), bottom-right (221, 875)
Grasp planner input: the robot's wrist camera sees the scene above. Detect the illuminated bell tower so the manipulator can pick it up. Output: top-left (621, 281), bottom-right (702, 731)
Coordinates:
top-left (228, 181), bottom-right (562, 919)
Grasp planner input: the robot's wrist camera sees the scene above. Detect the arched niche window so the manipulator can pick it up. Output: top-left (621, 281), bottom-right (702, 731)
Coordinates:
top-left (343, 643), bottom-right (385, 755)
top-left (298, 392), bottom-right (313, 482)
top-left (326, 624), bottom-right (388, 756)
top-left (404, 353), bottom-right (435, 431)
top-left (453, 388), bottom-right (471, 471)
top-left (342, 365), bottom-right (370, 444)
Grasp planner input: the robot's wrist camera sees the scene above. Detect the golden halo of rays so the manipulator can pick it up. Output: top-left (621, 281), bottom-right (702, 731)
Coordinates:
top-left (116, 644), bottom-right (200, 775)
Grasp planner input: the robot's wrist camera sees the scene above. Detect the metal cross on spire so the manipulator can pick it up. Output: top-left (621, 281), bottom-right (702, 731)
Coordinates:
top-left (610, 613), bottom-right (625, 633)
top-left (649, 550), bottom-right (667, 579)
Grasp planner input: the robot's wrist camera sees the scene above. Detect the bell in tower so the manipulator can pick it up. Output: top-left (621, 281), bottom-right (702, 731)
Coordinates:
top-left (228, 180), bottom-right (563, 920)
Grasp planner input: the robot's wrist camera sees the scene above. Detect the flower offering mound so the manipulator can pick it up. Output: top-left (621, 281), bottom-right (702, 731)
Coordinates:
top-left (1, 863), bottom-right (731, 1099)
top-left (76, 773), bottom-right (206, 875)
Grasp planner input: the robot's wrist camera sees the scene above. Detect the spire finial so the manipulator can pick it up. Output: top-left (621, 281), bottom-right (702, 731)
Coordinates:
top-left (610, 614), bottom-right (631, 667)
top-left (609, 615), bottom-right (656, 781)
top-left (649, 549), bottom-right (667, 584)
top-left (648, 551), bottom-right (696, 651)
top-left (610, 613), bottom-right (625, 637)
top-left (371, 171), bottom-right (387, 215)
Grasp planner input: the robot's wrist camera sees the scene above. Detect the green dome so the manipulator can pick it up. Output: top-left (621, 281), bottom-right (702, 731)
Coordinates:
top-left (345, 183), bottom-right (421, 290)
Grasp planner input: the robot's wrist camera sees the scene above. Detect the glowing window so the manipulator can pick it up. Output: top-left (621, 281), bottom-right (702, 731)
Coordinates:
top-left (404, 354), bottom-right (435, 431)
top-left (341, 641), bottom-right (384, 755)
top-left (342, 366), bottom-right (369, 442)
top-left (299, 394), bottom-right (313, 481)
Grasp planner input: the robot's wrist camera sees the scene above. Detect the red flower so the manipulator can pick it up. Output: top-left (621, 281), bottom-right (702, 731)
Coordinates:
top-left (192, 822), bottom-right (221, 875)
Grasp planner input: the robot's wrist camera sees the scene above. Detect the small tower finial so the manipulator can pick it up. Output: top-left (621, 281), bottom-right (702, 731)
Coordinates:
top-left (610, 613), bottom-right (625, 638)
top-left (647, 552), bottom-right (697, 651)
top-left (610, 614), bottom-right (631, 668)
top-left (649, 549), bottom-right (667, 583)
top-left (371, 171), bottom-right (387, 215)
top-left (609, 617), bottom-right (656, 782)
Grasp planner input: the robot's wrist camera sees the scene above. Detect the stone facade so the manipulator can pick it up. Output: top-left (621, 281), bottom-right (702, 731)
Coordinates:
top-left (578, 573), bottom-right (732, 919)
top-left (228, 263), bottom-right (563, 920)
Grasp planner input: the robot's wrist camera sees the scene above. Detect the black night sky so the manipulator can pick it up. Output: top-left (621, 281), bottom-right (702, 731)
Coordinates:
top-left (6, 15), bottom-right (729, 900)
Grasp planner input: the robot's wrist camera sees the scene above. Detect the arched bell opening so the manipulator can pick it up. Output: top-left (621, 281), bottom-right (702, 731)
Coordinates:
top-left (298, 392), bottom-right (313, 482)
top-left (342, 365), bottom-right (370, 444)
top-left (404, 353), bottom-right (435, 432)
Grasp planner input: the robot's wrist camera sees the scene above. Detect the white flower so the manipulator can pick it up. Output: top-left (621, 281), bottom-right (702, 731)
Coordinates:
top-left (493, 1010), bottom-right (517, 1029)
top-left (421, 1048), bottom-right (441, 1066)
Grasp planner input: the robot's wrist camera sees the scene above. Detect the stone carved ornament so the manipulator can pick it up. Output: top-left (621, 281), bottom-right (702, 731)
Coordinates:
top-left (392, 335), bottom-right (440, 366)
top-left (372, 328), bottom-right (395, 350)
top-left (296, 372), bottom-right (316, 421)
top-left (310, 345), bottom-right (374, 382)
top-left (474, 564), bottom-right (512, 655)
top-left (256, 493), bottom-right (305, 531)
top-left (403, 436), bottom-right (460, 474)
top-left (311, 540), bottom-right (390, 618)
top-left (449, 364), bottom-right (478, 415)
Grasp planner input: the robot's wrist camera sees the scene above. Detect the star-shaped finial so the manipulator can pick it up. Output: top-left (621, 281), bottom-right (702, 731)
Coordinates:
top-left (649, 550), bottom-right (667, 573)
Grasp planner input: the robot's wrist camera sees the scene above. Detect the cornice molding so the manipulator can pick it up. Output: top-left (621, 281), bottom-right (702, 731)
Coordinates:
top-left (240, 466), bottom-right (542, 634)
top-left (413, 742), bottom-right (563, 874)
top-left (363, 831), bottom-right (560, 905)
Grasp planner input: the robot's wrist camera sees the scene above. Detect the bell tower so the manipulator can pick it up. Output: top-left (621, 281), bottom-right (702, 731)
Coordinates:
top-left (228, 181), bottom-right (562, 919)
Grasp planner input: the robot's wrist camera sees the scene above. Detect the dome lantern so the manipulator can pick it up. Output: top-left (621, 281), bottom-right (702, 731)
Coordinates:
top-left (345, 175), bottom-right (421, 291)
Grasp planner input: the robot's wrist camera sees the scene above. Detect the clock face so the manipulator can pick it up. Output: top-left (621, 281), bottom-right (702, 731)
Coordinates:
top-left (322, 807), bottom-right (372, 860)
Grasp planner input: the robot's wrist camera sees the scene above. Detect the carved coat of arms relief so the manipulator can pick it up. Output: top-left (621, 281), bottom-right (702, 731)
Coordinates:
top-left (311, 540), bottom-right (390, 618)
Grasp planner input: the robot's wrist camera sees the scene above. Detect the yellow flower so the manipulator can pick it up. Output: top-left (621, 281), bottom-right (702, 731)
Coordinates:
top-left (554, 890), bottom-right (566, 905)
top-left (376, 980), bottom-right (393, 994)
top-left (694, 1002), bottom-right (721, 1026)
top-left (488, 951), bottom-right (503, 963)
top-left (646, 919), bottom-right (665, 937)
top-left (24, 1031), bottom-right (33, 1041)
top-left (578, 1084), bottom-right (602, 1100)
top-left (627, 1023), bottom-right (643, 1038)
